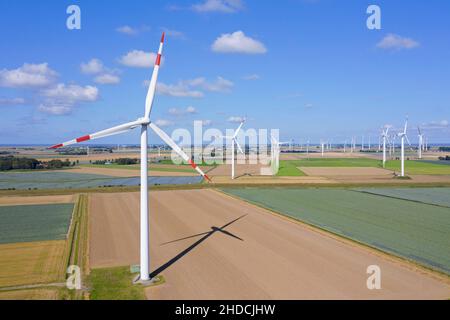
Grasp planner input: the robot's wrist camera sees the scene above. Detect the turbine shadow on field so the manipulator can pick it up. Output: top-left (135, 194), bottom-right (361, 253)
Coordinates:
top-left (150, 215), bottom-right (246, 278)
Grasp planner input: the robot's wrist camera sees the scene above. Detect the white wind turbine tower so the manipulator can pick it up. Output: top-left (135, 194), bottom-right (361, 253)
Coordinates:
top-left (220, 120), bottom-right (245, 179)
top-left (48, 33), bottom-right (211, 282)
top-left (398, 117), bottom-right (412, 177)
top-left (417, 126), bottom-right (424, 159)
top-left (381, 126), bottom-right (390, 168)
top-left (321, 140), bottom-right (325, 157)
top-left (390, 133), bottom-right (396, 158)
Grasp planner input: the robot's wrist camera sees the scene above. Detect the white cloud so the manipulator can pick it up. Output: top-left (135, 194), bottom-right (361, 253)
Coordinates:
top-left (168, 106), bottom-right (198, 116)
top-left (201, 119), bottom-right (213, 126)
top-left (305, 103), bottom-right (313, 108)
top-left (116, 25), bottom-right (150, 36)
top-left (116, 25), bottom-right (138, 35)
top-left (94, 73), bottom-right (120, 85)
top-left (212, 31), bottom-right (267, 54)
top-left (422, 120), bottom-right (449, 129)
top-left (0, 97), bottom-right (26, 106)
top-left (228, 116), bottom-right (245, 123)
top-left (119, 50), bottom-right (158, 68)
top-left (81, 59), bottom-right (120, 85)
top-left (154, 119), bottom-right (174, 127)
top-left (200, 77), bottom-right (234, 92)
top-left (243, 74), bottom-right (260, 80)
top-left (0, 63), bottom-right (57, 88)
top-left (193, 0), bottom-right (244, 13)
top-left (156, 82), bottom-right (204, 98)
top-left (155, 76), bottom-right (233, 98)
top-left (80, 59), bottom-right (104, 74)
top-left (38, 102), bottom-right (73, 115)
top-left (376, 34), bottom-right (420, 50)
top-left (38, 84), bottom-right (99, 115)
top-left (186, 106), bottom-right (197, 113)
top-left (161, 27), bottom-right (185, 39)
top-left (42, 84), bottom-right (98, 102)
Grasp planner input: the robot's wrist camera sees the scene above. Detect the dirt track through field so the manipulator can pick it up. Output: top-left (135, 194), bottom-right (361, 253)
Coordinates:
top-left (68, 167), bottom-right (196, 177)
top-left (89, 190), bottom-right (449, 299)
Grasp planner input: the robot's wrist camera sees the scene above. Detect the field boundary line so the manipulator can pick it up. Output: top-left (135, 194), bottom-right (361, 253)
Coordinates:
top-left (350, 189), bottom-right (450, 209)
top-left (213, 188), bottom-right (450, 284)
top-left (3, 180), bottom-right (450, 196)
top-left (0, 282), bottom-right (66, 292)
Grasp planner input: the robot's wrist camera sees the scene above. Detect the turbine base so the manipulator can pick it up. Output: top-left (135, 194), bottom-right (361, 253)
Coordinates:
top-left (132, 274), bottom-right (163, 287)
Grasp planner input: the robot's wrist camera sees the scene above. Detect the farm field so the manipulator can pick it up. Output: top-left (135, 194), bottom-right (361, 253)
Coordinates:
top-left (278, 158), bottom-right (450, 175)
top-left (80, 163), bottom-right (201, 173)
top-left (0, 171), bottom-right (203, 190)
top-left (0, 194), bottom-right (75, 206)
top-left (300, 167), bottom-right (392, 176)
top-left (0, 240), bottom-right (67, 287)
top-left (385, 160), bottom-right (450, 175)
top-left (222, 188), bottom-right (450, 274)
top-left (417, 160), bottom-right (450, 166)
top-left (0, 288), bottom-right (60, 300)
top-left (355, 187), bottom-right (450, 208)
top-left (0, 203), bottom-right (74, 244)
top-left (88, 190), bottom-right (449, 299)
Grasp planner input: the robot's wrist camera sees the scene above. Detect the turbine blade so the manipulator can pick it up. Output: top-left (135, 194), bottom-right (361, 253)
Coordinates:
top-left (233, 120), bottom-right (245, 138)
top-left (149, 122), bottom-right (211, 182)
top-left (48, 120), bottom-right (142, 149)
top-left (144, 32), bottom-right (165, 119)
top-left (234, 139), bottom-right (244, 154)
top-left (405, 135), bottom-right (413, 149)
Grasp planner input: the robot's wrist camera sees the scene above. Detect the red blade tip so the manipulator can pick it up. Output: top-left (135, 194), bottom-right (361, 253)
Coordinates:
top-left (161, 32), bottom-right (165, 43)
top-left (49, 143), bottom-right (63, 149)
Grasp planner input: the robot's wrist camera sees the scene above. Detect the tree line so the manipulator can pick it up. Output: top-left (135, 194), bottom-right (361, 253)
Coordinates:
top-left (0, 156), bottom-right (74, 171)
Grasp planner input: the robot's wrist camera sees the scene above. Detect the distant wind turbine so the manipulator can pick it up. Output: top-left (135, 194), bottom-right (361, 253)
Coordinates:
top-left (219, 120), bottom-right (245, 179)
top-left (397, 117), bottom-right (412, 177)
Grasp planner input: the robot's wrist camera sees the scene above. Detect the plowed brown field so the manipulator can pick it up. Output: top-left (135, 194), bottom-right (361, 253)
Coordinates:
top-left (89, 190), bottom-right (449, 299)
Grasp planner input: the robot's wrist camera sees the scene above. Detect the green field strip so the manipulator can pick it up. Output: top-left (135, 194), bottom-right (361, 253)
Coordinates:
top-left (222, 188), bottom-right (450, 274)
top-left (353, 188), bottom-right (450, 208)
top-left (279, 158), bottom-right (450, 175)
top-left (0, 203), bottom-right (75, 244)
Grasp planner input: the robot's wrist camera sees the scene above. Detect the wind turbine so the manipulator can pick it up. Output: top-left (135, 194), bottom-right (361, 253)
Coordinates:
top-left (321, 140), bottom-right (325, 157)
top-left (381, 126), bottom-right (390, 168)
top-left (397, 117), bottom-right (412, 177)
top-left (417, 126), bottom-right (424, 159)
top-left (48, 33), bottom-right (211, 283)
top-left (220, 120), bottom-right (245, 179)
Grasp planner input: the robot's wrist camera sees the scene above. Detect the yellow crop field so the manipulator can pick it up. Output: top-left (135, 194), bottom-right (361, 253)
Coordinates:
top-left (0, 240), bottom-right (67, 288)
top-left (0, 288), bottom-right (60, 300)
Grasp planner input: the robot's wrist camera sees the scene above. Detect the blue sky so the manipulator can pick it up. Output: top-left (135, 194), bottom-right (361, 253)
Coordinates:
top-left (0, 0), bottom-right (449, 145)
